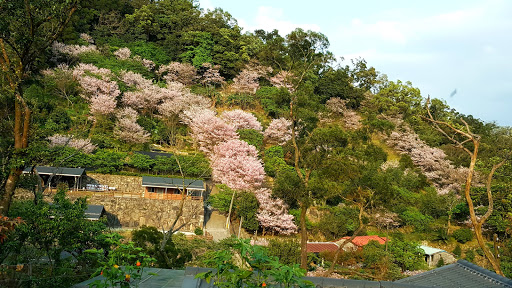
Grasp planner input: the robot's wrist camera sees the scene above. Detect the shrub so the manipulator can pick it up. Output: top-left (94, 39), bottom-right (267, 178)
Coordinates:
top-left (453, 228), bottom-right (473, 244)
top-left (465, 249), bottom-right (475, 262)
top-left (263, 146), bottom-right (289, 177)
top-left (194, 227), bottom-right (204, 236)
top-left (399, 207), bottom-right (433, 232)
top-left (238, 129), bottom-right (263, 150)
top-left (267, 239), bottom-right (300, 265)
top-left (316, 206), bottom-right (361, 240)
top-left (453, 244), bottom-right (462, 257)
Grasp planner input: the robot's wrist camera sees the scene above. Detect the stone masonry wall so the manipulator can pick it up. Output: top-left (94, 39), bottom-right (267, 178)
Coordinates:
top-left (13, 184), bottom-right (204, 232)
top-left (85, 173), bottom-right (143, 194)
top-left (85, 196), bottom-right (204, 231)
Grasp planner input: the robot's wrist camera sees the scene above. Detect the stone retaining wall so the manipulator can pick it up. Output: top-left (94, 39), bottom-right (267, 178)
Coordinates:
top-left (13, 188), bottom-right (204, 232)
top-left (85, 196), bottom-right (204, 231)
top-left (85, 173), bottom-right (143, 194)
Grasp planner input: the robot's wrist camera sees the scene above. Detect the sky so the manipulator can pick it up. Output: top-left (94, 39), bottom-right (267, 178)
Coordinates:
top-left (199, 0), bottom-right (512, 127)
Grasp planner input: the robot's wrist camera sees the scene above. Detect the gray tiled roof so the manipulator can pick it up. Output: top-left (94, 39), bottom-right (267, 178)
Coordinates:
top-left (142, 176), bottom-right (205, 191)
top-left (23, 166), bottom-right (86, 177)
top-left (396, 260), bottom-right (512, 288)
top-left (84, 205), bottom-right (104, 220)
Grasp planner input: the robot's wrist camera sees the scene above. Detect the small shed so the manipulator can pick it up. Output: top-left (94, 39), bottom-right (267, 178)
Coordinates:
top-left (23, 166), bottom-right (86, 191)
top-left (420, 245), bottom-right (456, 267)
top-left (141, 176), bottom-right (205, 200)
top-left (84, 205), bottom-right (105, 221)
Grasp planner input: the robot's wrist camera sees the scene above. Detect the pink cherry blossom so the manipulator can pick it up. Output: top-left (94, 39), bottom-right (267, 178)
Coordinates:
top-left (221, 109), bottom-right (263, 131)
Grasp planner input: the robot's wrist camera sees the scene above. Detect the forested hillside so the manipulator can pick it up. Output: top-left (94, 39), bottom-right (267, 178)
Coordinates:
top-left (1, 0), bottom-right (512, 286)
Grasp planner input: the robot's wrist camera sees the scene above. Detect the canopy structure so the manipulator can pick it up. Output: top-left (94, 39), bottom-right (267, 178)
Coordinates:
top-left (23, 166), bottom-right (86, 191)
top-left (142, 176), bottom-right (205, 199)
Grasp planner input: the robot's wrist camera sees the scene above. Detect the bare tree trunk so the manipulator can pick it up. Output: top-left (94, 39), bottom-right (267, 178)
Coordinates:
top-left (424, 98), bottom-right (506, 276)
top-left (299, 204), bottom-right (308, 269)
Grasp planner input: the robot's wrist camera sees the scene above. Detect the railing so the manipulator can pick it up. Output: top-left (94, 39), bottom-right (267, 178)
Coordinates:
top-left (45, 188), bottom-right (203, 201)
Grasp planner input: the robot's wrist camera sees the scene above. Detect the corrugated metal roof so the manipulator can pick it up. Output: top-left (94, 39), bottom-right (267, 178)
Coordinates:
top-left (142, 176), bottom-right (205, 190)
top-left (396, 260), bottom-right (512, 288)
top-left (419, 245), bottom-right (446, 256)
top-left (337, 235), bottom-right (388, 246)
top-left (307, 242), bottom-right (340, 253)
top-left (23, 166), bottom-right (86, 177)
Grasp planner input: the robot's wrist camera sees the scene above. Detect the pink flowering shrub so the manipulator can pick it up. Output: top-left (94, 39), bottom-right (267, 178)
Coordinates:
top-left (52, 42), bottom-right (98, 57)
top-left (200, 63), bottom-right (225, 87)
top-left (263, 118), bottom-right (292, 145)
top-left (220, 110), bottom-right (262, 131)
top-left (113, 47), bottom-right (131, 60)
top-left (254, 188), bottom-right (297, 235)
top-left (157, 62), bottom-right (197, 85)
top-left (188, 113), bottom-right (239, 154)
top-left (77, 75), bottom-right (119, 115)
top-left (114, 108), bottom-right (150, 144)
top-left (48, 134), bottom-right (97, 154)
top-left (231, 64), bottom-right (272, 94)
top-left (385, 120), bottom-right (468, 194)
top-left (210, 140), bottom-right (265, 191)
top-left (270, 70), bottom-right (295, 93)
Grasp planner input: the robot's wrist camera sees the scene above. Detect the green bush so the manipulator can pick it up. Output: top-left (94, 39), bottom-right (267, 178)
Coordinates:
top-left (226, 94), bottom-right (255, 109)
top-left (453, 244), bottom-right (462, 257)
top-left (453, 228), bottom-right (473, 244)
top-left (238, 129), bottom-right (263, 150)
top-left (465, 249), bottom-right (475, 262)
top-left (91, 149), bottom-right (127, 173)
top-left (194, 227), bottom-right (204, 236)
top-left (263, 146), bottom-right (289, 177)
top-left (399, 207), bottom-right (433, 232)
top-left (267, 239), bottom-right (301, 265)
top-left (316, 206), bottom-right (361, 240)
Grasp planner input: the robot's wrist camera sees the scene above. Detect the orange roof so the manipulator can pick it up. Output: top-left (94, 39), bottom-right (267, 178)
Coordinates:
top-left (338, 235), bottom-right (388, 247)
top-left (306, 242), bottom-right (339, 253)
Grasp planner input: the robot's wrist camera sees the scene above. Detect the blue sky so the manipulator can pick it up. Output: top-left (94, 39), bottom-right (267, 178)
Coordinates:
top-left (199, 0), bottom-right (512, 126)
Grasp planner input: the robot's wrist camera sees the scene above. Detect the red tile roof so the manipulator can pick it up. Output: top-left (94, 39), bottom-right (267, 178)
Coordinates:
top-left (338, 235), bottom-right (388, 247)
top-left (306, 242), bottom-right (339, 253)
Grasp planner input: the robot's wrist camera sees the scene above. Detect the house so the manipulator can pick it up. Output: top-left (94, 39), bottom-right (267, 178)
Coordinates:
top-left (419, 245), bottom-right (457, 267)
top-left (336, 235), bottom-right (388, 251)
top-left (22, 166), bottom-right (86, 191)
top-left (141, 176), bottom-right (205, 200)
top-left (306, 242), bottom-right (340, 254)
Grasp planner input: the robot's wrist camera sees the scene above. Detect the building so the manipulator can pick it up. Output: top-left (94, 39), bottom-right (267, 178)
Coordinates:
top-left (22, 166), bottom-right (86, 191)
top-left (141, 176), bottom-right (206, 200)
top-left (419, 245), bottom-right (457, 267)
top-left (75, 261), bottom-right (512, 288)
top-left (336, 235), bottom-right (388, 251)
top-left (306, 242), bottom-right (340, 254)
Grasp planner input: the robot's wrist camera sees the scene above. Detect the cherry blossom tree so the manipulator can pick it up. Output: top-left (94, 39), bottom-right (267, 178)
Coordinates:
top-left (113, 47), bottom-right (131, 60)
top-left (254, 188), bottom-right (297, 235)
top-left (52, 41), bottom-right (98, 57)
top-left (114, 108), bottom-right (150, 144)
top-left (220, 110), bottom-right (263, 131)
top-left (48, 134), bottom-right (97, 154)
top-left (263, 118), bottom-right (292, 145)
top-left (157, 62), bottom-right (197, 85)
top-left (77, 75), bottom-right (119, 115)
top-left (187, 112), bottom-right (238, 154)
top-left (210, 140), bottom-right (265, 191)
top-left (270, 70), bottom-right (295, 93)
top-left (231, 63), bottom-right (272, 94)
top-left (385, 119), bottom-right (468, 195)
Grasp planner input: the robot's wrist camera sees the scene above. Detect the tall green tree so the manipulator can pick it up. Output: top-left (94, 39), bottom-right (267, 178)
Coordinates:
top-left (0, 0), bottom-right (80, 215)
